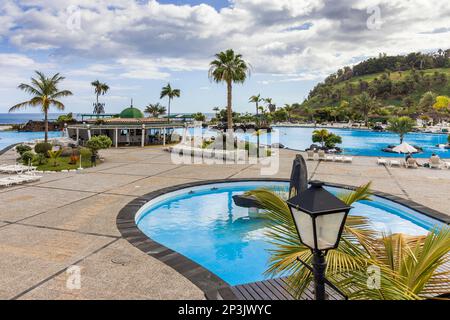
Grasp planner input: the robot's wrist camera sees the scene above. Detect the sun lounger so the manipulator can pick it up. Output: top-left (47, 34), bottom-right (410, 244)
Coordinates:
top-left (405, 158), bottom-right (418, 169)
top-left (306, 150), bottom-right (315, 160)
top-left (0, 174), bottom-right (42, 187)
top-left (325, 155), bottom-right (334, 161)
top-left (318, 150), bottom-right (326, 161)
top-left (334, 156), bottom-right (344, 162)
top-left (444, 162), bottom-right (450, 169)
top-left (343, 156), bottom-right (353, 163)
top-left (377, 158), bottom-right (388, 165)
top-left (389, 160), bottom-right (401, 167)
top-left (429, 157), bottom-right (442, 169)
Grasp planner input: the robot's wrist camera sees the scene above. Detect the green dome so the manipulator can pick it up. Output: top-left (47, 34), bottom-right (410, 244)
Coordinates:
top-left (119, 107), bottom-right (144, 119)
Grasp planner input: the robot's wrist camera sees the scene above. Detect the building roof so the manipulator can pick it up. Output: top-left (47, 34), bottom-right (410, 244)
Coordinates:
top-left (119, 107), bottom-right (144, 119)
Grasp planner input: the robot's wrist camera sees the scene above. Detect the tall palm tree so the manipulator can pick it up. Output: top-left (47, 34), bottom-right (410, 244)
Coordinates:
top-left (249, 94), bottom-right (263, 118)
top-left (353, 92), bottom-right (378, 127)
top-left (145, 103), bottom-right (166, 118)
top-left (160, 83), bottom-right (180, 123)
top-left (209, 49), bottom-right (251, 130)
top-left (9, 71), bottom-right (73, 142)
top-left (91, 80), bottom-right (109, 114)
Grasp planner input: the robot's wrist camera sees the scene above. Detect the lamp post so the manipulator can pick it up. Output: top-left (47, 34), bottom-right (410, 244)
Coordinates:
top-left (286, 181), bottom-right (352, 300)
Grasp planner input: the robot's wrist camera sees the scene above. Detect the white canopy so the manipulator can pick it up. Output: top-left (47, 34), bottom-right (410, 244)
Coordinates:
top-left (392, 142), bottom-right (418, 154)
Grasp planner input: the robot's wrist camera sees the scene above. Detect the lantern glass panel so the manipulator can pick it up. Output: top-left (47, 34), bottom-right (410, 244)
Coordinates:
top-left (315, 211), bottom-right (346, 250)
top-left (291, 207), bottom-right (315, 249)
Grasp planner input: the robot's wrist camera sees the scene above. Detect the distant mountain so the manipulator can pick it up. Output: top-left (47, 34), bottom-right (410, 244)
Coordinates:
top-left (300, 50), bottom-right (450, 110)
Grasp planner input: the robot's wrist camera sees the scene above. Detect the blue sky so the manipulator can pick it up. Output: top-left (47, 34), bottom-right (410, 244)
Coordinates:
top-left (0, 0), bottom-right (449, 115)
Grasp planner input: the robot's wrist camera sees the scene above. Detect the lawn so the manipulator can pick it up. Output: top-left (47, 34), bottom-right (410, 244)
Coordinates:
top-left (34, 156), bottom-right (93, 171)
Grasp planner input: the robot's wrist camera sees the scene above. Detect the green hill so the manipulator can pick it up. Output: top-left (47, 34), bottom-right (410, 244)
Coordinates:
top-left (300, 50), bottom-right (450, 112)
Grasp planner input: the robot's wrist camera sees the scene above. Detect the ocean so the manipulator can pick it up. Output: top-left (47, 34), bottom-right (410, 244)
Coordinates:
top-left (0, 113), bottom-right (68, 124)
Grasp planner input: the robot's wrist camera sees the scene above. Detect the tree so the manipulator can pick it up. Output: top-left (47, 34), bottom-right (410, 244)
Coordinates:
top-left (160, 83), bottom-right (180, 123)
top-left (387, 116), bottom-right (416, 144)
top-left (145, 103), bottom-right (166, 117)
top-left (312, 129), bottom-right (342, 148)
top-left (249, 94), bottom-right (263, 118)
top-left (193, 112), bottom-right (206, 122)
top-left (9, 71), bottom-right (73, 142)
top-left (91, 80), bottom-right (109, 114)
top-left (283, 104), bottom-right (294, 122)
top-left (418, 91), bottom-right (436, 113)
top-left (209, 49), bottom-right (250, 130)
top-left (265, 98), bottom-right (276, 113)
top-left (47, 149), bottom-right (62, 167)
top-left (353, 92), bottom-right (378, 127)
top-left (86, 135), bottom-right (112, 156)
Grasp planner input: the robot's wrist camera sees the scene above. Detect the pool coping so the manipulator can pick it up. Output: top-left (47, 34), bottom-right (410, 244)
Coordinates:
top-left (116, 178), bottom-right (450, 300)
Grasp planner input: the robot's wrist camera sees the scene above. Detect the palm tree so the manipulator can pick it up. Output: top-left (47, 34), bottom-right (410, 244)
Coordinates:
top-left (91, 80), bottom-right (109, 114)
top-left (387, 116), bottom-right (416, 144)
top-left (249, 94), bottom-right (263, 117)
top-left (283, 104), bottom-right (294, 122)
top-left (209, 49), bottom-right (250, 130)
top-left (160, 83), bottom-right (180, 123)
top-left (145, 103), bottom-right (166, 117)
top-left (9, 71), bottom-right (73, 142)
top-left (353, 92), bottom-right (378, 127)
top-left (265, 98), bottom-right (276, 113)
top-left (247, 184), bottom-right (450, 299)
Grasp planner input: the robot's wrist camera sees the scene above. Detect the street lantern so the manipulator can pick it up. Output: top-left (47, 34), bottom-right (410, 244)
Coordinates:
top-left (286, 180), bottom-right (352, 300)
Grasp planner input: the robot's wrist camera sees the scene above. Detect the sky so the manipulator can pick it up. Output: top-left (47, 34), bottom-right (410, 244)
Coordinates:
top-left (0, 0), bottom-right (449, 115)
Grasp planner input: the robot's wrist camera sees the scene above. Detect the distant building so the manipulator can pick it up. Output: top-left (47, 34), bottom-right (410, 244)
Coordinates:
top-left (67, 105), bottom-right (186, 147)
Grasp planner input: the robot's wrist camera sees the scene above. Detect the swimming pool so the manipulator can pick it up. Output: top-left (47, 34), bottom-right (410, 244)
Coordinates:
top-left (177, 127), bottom-right (449, 158)
top-left (0, 131), bottom-right (61, 152)
top-left (136, 181), bottom-right (444, 286)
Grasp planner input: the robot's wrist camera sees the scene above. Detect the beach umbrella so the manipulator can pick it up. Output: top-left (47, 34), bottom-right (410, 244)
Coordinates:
top-left (392, 142), bottom-right (417, 154)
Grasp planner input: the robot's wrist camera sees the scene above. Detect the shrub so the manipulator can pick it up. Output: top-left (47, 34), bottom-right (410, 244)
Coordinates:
top-left (86, 135), bottom-right (112, 154)
top-left (34, 142), bottom-right (52, 156)
top-left (16, 144), bottom-right (32, 156)
top-left (33, 153), bottom-right (47, 165)
top-left (57, 113), bottom-right (74, 123)
top-left (47, 149), bottom-right (63, 167)
top-left (21, 151), bottom-right (35, 165)
top-left (80, 147), bottom-right (92, 159)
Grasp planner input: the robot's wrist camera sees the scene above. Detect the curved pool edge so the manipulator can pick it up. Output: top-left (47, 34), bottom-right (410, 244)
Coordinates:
top-left (116, 178), bottom-right (450, 300)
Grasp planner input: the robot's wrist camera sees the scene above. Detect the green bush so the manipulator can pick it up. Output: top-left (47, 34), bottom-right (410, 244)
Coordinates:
top-left (86, 135), bottom-right (112, 153)
top-left (34, 142), bottom-right (52, 156)
top-left (16, 144), bottom-right (32, 156)
top-left (60, 147), bottom-right (75, 157)
top-left (21, 151), bottom-right (35, 165)
top-left (80, 147), bottom-right (92, 159)
top-left (33, 153), bottom-right (47, 165)
top-left (57, 113), bottom-right (74, 123)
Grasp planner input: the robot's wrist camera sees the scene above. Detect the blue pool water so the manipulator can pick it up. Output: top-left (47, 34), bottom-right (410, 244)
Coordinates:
top-left (136, 181), bottom-right (443, 285)
top-left (0, 131), bottom-right (61, 151)
top-left (177, 127), bottom-right (450, 158)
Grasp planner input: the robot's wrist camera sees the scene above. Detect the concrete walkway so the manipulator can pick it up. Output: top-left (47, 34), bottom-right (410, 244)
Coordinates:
top-left (0, 146), bottom-right (449, 299)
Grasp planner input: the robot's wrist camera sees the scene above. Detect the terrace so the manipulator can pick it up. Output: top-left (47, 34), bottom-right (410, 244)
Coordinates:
top-left (0, 145), bottom-right (448, 299)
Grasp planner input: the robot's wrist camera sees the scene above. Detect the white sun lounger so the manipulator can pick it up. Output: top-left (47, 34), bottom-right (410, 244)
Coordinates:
top-left (0, 174), bottom-right (42, 187)
top-left (377, 158), bottom-right (388, 165)
top-left (325, 155), bottom-right (334, 161)
top-left (334, 156), bottom-right (344, 162)
top-left (388, 160), bottom-right (401, 167)
top-left (343, 156), bottom-right (353, 163)
top-left (306, 150), bottom-right (315, 160)
top-left (444, 162), bottom-right (450, 169)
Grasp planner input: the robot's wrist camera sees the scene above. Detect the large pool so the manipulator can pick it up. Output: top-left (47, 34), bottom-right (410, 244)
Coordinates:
top-left (178, 127), bottom-right (450, 158)
top-left (136, 181), bottom-right (443, 286)
top-left (0, 131), bottom-right (61, 151)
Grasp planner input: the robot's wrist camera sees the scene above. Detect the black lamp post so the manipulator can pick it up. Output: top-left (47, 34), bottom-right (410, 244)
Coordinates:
top-left (286, 181), bottom-right (352, 300)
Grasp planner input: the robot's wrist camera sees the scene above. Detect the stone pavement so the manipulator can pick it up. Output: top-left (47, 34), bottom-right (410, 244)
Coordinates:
top-left (0, 146), bottom-right (449, 299)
